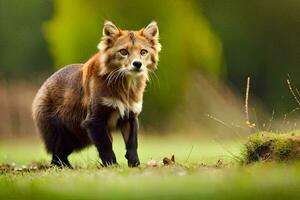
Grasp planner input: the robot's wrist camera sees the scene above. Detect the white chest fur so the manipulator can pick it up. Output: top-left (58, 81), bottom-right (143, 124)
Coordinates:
top-left (101, 97), bottom-right (143, 118)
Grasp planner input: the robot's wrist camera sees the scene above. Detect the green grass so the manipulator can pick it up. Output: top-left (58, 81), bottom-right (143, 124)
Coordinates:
top-left (244, 130), bottom-right (300, 163)
top-left (1, 134), bottom-right (300, 199)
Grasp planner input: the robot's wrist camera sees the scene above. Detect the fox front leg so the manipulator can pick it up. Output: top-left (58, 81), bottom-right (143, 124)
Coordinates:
top-left (82, 116), bottom-right (117, 167)
top-left (119, 113), bottom-right (140, 167)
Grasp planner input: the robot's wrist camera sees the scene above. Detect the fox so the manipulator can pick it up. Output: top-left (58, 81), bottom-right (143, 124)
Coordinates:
top-left (32, 21), bottom-right (161, 168)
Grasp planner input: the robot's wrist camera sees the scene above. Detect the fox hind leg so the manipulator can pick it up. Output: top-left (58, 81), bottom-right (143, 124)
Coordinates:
top-left (51, 154), bottom-right (72, 168)
top-left (39, 117), bottom-right (75, 168)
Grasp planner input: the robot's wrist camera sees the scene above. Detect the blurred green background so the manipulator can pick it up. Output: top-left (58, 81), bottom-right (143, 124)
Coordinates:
top-left (0, 0), bottom-right (299, 137)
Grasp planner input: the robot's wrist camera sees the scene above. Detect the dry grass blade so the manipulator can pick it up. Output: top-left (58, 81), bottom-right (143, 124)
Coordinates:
top-left (287, 79), bottom-right (300, 107)
top-left (185, 146), bottom-right (194, 163)
top-left (207, 114), bottom-right (243, 139)
top-left (244, 77), bottom-right (256, 128)
top-left (296, 88), bottom-right (300, 99)
top-left (245, 77), bottom-right (250, 122)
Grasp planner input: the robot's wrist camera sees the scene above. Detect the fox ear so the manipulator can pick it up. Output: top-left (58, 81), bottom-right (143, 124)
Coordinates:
top-left (143, 21), bottom-right (159, 40)
top-left (103, 20), bottom-right (119, 37)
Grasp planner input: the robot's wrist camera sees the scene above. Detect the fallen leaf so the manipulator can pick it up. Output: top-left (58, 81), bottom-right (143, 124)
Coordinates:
top-left (163, 155), bottom-right (175, 166)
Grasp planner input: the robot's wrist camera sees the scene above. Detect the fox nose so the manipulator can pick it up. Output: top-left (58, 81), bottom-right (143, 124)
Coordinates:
top-left (132, 61), bottom-right (142, 70)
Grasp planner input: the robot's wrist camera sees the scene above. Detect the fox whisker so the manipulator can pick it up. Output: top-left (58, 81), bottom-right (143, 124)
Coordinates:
top-left (107, 68), bottom-right (122, 86)
top-left (112, 68), bottom-right (124, 86)
top-left (152, 71), bottom-right (160, 88)
top-left (106, 68), bottom-right (119, 85)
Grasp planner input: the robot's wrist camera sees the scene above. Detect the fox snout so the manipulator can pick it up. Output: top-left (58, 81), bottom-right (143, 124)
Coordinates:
top-left (131, 60), bottom-right (142, 72)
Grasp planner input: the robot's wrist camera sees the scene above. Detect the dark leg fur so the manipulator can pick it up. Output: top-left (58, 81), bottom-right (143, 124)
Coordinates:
top-left (82, 118), bottom-right (117, 166)
top-left (51, 155), bottom-right (72, 168)
top-left (119, 113), bottom-right (140, 167)
top-left (39, 118), bottom-right (76, 168)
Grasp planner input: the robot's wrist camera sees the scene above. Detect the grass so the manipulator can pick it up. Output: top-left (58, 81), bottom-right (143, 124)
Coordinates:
top-left (1, 134), bottom-right (300, 199)
top-left (244, 130), bottom-right (300, 163)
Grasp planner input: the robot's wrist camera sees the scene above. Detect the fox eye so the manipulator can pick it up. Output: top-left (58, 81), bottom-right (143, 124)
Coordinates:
top-left (140, 49), bottom-right (148, 56)
top-left (119, 49), bottom-right (129, 56)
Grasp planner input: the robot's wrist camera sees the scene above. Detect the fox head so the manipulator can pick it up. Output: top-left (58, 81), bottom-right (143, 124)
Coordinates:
top-left (97, 21), bottom-right (161, 79)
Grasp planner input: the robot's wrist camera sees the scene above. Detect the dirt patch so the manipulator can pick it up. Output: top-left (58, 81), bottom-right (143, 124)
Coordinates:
top-left (244, 131), bottom-right (300, 163)
top-left (0, 162), bottom-right (51, 174)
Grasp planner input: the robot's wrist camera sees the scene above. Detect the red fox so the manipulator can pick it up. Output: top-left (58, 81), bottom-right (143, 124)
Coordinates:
top-left (32, 21), bottom-right (161, 167)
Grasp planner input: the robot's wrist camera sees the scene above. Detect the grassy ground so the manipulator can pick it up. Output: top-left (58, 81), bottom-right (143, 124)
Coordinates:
top-left (244, 131), bottom-right (300, 163)
top-left (1, 134), bottom-right (300, 199)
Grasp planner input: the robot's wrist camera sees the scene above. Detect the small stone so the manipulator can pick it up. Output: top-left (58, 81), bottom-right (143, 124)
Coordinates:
top-left (147, 159), bottom-right (157, 167)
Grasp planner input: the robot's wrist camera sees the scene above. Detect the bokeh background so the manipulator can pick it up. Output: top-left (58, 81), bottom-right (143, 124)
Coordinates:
top-left (0, 0), bottom-right (299, 139)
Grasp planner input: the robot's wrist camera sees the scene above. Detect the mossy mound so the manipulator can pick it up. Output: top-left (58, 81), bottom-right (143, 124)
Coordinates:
top-left (244, 131), bottom-right (300, 163)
